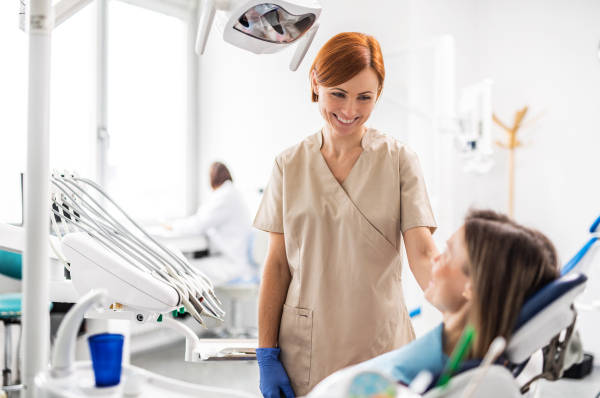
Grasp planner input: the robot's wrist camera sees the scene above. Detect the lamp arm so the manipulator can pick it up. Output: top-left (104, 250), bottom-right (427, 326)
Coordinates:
top-left (195, 0), bottom-right (217, 55)
top-left (289, 21), bottom-right (320, 72)
top-left (195, 0), bottom-right (229, 55)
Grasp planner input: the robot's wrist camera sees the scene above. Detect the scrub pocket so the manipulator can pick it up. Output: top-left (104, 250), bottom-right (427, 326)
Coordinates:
top-left (278, 304), bottom-right (313, 385)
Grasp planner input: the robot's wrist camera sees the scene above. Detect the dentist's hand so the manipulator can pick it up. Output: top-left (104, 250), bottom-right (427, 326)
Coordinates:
top-left (256, 348), bottom-right (295, 398)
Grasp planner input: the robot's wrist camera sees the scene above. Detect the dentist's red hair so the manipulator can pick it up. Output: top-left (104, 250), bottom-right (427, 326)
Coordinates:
top-left (310, 32), bottom-right (385, 102)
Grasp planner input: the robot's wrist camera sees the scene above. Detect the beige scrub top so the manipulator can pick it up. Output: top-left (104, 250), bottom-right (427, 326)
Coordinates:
top-left (253, 127), bottom-right (437, 396)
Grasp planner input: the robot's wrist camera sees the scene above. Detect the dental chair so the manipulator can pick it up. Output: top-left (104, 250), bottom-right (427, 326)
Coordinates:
top-left (0, 250), bottom-right (55, 397)
top-left (423, 272), bottom-right (587, 397)
top-left (0, 250), bottom-right (23, 395)
top-left (426, 217), bottom-right (599, 398)
top-left (308, 272), bottom-right (588, 398)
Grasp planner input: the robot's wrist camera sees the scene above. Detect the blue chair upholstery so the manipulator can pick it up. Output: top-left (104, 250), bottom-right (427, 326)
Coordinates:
top-left (0, 251), bottom-right (23, 319)
top-left (0, 251), bottom-right (22, 281)
top-left (0, 251), bottom-right (23, 318)
top-left (514, 273), bottom-right (587, 330)
top-left (0, 293), bottom-right (21, 319)
top-left (0, 251), bottom-right (23, 389)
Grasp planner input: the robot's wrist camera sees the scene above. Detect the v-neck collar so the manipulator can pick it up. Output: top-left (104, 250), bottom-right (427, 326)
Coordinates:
top-left (313, 127), bottom-right (375, 152)
top-left (311, 127), bottom-right (375, 189)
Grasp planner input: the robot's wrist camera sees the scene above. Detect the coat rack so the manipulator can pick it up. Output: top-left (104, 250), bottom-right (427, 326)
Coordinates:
top-left (493, 106), bottom-right (546, 219)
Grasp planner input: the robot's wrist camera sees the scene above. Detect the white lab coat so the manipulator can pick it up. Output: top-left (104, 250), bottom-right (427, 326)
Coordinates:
top-left (171, 180), bottom-right (255, 286)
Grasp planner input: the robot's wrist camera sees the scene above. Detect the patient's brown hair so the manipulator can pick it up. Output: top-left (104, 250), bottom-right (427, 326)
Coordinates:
top-left (209, 162), bottom-right (232, 189)
top-left (463, 210), bottom-right (559, 358)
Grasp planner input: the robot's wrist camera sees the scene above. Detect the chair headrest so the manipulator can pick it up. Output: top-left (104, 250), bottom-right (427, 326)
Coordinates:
top-left (514, 273), bottom-right (587, 331)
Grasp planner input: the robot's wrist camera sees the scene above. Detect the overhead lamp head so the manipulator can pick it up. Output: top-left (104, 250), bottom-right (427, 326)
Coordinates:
top-left (196, 0), bottom-right (322, 71)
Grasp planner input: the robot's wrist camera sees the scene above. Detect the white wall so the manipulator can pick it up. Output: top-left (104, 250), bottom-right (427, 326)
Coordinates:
top-left (403, 0), bottom-right (600, 256)
top-left (456, 0), bottom-right (599, 259)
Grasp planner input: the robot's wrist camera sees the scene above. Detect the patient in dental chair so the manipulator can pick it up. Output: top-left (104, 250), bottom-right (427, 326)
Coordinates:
top-left (353, 209), bottom-right (559, 386)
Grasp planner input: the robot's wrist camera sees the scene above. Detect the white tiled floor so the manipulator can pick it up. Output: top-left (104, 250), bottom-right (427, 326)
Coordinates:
top-left (131, 341), bottom-right (600, 398)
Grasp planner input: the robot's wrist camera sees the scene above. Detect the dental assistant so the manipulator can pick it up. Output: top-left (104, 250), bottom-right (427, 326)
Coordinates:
top-left (168, 162), bottom-right (254, 286)
top-left (253, 32), bottom-right (439, 398)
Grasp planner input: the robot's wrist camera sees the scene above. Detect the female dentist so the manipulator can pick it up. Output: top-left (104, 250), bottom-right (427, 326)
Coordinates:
top-left (253, 32), bottom-right (439, 397)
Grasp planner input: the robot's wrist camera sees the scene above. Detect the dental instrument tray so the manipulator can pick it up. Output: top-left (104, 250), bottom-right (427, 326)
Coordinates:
top-left (195, 339), bottom-right (258, 361)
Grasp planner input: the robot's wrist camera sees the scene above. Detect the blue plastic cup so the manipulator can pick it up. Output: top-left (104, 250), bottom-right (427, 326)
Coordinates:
top-left (87, 333), bottom-right (124, 387)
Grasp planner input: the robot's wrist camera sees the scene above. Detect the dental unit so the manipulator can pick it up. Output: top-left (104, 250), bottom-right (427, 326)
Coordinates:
top-left (49, 170), bottom-right (224, 327)
top-left (0, 170), bottom-right (261, 397)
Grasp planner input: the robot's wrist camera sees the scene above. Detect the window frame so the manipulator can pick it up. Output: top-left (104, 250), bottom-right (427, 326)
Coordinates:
top-left (94, 0), bottom-right (200, 218)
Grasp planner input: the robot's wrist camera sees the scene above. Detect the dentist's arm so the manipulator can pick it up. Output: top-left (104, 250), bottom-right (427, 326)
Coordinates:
top-left (404, 226), bottom-right (439, 291)
top-left (257, 232), bottom-right (295, 398)
top-left (259, 232), bottom-right (291, 347)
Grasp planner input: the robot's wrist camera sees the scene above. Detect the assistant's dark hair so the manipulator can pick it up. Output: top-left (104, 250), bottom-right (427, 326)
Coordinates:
top-left (209, 162), bottom-right (232, 189)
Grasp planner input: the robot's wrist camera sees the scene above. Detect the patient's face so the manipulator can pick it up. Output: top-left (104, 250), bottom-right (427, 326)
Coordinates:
top-left (424, 226), bottom-right (471, 313)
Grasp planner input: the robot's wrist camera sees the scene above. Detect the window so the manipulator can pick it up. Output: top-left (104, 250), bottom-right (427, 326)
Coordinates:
top-left (0, 1), bottom-right (28, 224)
top-left (106, 0), bottom-right (189, 222)
top-left (0, 0), bottom-right (194, 225)
top-left (50, 4), bottom-right (95, 177)
top-left (0, 1), bottom-right (94, 224)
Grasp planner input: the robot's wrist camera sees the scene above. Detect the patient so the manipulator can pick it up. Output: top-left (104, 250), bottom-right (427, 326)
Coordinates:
top-left (354, 209), bottom-right (559, 386)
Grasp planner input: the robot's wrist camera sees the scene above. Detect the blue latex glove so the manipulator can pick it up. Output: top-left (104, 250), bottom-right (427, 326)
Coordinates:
top-left (256, 347), bottom-right (295, 398)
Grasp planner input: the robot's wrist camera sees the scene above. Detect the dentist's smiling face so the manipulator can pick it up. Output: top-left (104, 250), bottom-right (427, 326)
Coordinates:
top-left (312, 67), bottom-right (380, 138)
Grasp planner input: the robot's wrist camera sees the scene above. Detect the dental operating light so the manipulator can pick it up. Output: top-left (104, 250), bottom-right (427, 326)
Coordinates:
top-left (196, 0), bottom-right (322, 71)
